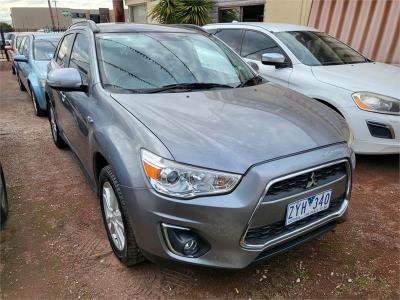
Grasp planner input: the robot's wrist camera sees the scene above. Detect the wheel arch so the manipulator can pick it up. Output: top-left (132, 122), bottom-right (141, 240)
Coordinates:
top-left (314, 98), bottom-right (345, 118)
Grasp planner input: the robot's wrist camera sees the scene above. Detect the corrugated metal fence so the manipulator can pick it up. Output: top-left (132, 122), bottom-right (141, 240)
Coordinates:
top-left (308, 0), bottom-right (400, 64)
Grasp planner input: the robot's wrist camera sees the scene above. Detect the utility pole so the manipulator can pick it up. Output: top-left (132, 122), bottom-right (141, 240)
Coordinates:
top-left (54, 0), bottom-right (60, 31)
top-left (47, 0), bottom-right (56, 31)
top-left (112, 0), bottom-right (125, 22)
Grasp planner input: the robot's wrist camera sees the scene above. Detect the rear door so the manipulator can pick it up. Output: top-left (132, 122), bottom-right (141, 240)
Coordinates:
top-left (241, 30), bottom-right (293, 87)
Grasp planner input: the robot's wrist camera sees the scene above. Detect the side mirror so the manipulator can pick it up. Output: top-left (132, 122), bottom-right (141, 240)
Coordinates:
top-left (47, 68), bottom-right (87, 92)
top-left (261, 53), bottom-right (289, 68)
top-left (13, 54), bottom-right (28, 62)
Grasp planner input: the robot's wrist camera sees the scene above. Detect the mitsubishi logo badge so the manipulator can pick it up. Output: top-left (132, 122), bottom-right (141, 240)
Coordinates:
top-left (306, 172), bottom-right (317, 188)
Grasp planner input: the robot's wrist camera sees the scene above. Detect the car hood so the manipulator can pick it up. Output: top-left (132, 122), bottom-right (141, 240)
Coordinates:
top-left (111, 83), bottom-right (348, 173)
top-left (311, 62), bottom-right (400, 98)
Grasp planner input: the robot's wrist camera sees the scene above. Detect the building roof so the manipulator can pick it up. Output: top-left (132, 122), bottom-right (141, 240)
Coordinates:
top-left (205, 22), bottom-right (318, 33)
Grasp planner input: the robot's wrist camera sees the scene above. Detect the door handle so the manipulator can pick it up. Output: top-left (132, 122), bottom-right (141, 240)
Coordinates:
top-left (86, 116), bottom-right (94, 124)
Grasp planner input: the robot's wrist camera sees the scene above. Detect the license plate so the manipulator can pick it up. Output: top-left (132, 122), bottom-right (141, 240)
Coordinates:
top-left (285, 190), bottom-right (332, 226)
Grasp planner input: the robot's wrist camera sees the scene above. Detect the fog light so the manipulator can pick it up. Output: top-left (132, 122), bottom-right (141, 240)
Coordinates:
top-left (161, 223), bottom-right (210, 258)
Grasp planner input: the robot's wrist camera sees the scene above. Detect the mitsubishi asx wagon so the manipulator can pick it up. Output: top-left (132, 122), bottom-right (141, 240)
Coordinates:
top-left (45, 21), bottom-right (355, 269)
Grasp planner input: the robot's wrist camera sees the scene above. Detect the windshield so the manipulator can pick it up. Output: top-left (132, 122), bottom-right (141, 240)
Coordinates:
top-left (96, 32), bottom-right (255, 93)
top-left (275, 31), bottom-right (367, 66)
top-left (33, 39), bottom-right (58, 61)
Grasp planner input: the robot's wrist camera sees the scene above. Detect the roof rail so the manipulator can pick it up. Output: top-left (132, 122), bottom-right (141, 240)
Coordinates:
top-left (68, 20), bottom-right (100, 33)
top-left (170, 24), bottom-right (208, 33)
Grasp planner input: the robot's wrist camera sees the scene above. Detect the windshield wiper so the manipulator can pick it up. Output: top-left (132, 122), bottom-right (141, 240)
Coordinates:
top-left (237, 75), bottom-right (263, 88)
top-left (145, 83), bottom-right (234, 93)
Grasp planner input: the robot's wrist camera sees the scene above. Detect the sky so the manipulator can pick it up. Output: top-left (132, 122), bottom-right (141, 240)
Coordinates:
top-left (0, 0), bottom-right (118, 23)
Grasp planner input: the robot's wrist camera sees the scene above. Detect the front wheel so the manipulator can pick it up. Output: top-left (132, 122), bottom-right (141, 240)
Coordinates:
top-left (0, 165), bottom-right (9, 227)
top-left (48, 104), bottom-right (67, 148)
top-left (99, 166), bottom-right (145, 266)
top-left (30, 87), bottom-right (46, 117)
top-left (17, 74), bottom-right (26, 91)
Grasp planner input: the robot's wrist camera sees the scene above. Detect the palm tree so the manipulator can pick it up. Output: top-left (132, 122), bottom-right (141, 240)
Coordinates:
top-left (149, 0), bottom-right (215, 26)
top-left (148, 0), bottom-right (179, 24)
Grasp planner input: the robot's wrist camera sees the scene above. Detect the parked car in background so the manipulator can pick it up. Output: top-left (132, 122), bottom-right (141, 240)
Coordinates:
top-left (45, 21), bottom-right (354, 269)
top-left (5, 32), bottom-right (29, 74)
top-left (204, 23), bottom-right (400, 155)
top-left (14, 33), bottom-right (63, 116)
top-left (0, 163), bottom-right (9, 227)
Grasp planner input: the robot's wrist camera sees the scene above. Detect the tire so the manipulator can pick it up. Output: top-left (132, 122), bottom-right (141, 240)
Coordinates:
top-left (48, 103), bottom-right (67, 148)
top-left (17, 74), bottom-right (26, 91)
top-left (99, 166), bottom-right (145, 266)
top-left (11, 65), bottom-right (15, 75)
top-left (29, 86), bottom-right (46, 117)
top-left (0, 165), bottom-right (9, 227)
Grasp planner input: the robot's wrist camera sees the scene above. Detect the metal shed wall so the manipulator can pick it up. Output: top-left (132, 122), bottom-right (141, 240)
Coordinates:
top-left (308, 0), bottom-right (400, 64)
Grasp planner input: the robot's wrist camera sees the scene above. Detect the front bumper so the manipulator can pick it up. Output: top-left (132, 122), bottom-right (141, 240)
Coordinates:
top-left (345, 107), bottom-right (400, 154)
top-left (122, 143), bottom-right (353, 269)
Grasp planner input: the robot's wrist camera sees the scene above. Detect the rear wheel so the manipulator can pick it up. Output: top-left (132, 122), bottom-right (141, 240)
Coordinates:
top-left (48, 104), bottom-right (67, 148)
top-left (99, 166), bottom-right (145, 266)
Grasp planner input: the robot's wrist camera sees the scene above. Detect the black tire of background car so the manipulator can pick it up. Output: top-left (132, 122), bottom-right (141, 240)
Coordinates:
top-left (17, 73), bottom-right (26, 91)
top-left (99, 165), bottom-right (145, 266)
top-left (29, 86), bottom-right (46, 117)
top-left (0, 165), bottom-right (9, 227)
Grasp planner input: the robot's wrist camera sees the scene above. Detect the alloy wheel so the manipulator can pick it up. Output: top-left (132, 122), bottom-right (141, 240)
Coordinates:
top-left (102, 181), bottom-right (126, 251)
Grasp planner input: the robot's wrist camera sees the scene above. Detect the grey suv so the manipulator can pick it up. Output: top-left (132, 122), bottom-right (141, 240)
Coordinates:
top-left (45, 21), bottom-right (354, 269)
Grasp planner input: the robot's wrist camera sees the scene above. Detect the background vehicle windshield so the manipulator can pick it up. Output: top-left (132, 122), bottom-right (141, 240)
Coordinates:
top-left (275, 31), bottom-right (367, 66)
top-left (33, 39), bottom-right (58, 60)
top-left (96, 32), bottom-right (254, 92)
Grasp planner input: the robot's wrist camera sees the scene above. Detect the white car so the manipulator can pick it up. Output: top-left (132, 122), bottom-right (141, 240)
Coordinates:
top-left (203, 23), bottom-right (400, 154)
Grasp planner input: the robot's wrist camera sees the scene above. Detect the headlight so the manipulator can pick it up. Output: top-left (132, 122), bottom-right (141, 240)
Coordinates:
top-left (141, 149), bottom-right (241, 199)
top-left (352, 92), bottom-right (399, 115)
top-left (40, 79), bottom-right (46, 89)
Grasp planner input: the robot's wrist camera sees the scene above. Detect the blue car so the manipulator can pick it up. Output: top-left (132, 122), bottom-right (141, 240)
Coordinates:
top-left (14, 33), bottom-right (63, 116)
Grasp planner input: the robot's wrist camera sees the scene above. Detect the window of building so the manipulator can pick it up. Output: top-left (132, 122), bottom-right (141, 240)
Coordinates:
top-left (218, 4), bottom-right (264, 23)
top-left (129, 4), bottom-right (147, 23)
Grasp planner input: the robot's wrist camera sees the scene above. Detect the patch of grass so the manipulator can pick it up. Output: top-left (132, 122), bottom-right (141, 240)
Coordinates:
top-left (290, 261), bottom-right (309, 281)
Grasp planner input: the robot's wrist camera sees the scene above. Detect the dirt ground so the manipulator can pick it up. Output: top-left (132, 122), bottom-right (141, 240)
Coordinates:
top-left (0, 61), bottom-right (399, 299)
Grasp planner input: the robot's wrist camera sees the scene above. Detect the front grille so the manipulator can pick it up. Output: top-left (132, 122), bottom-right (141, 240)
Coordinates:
top-left (264, 162), bottom-right (347, 202)
top-left (245, 196), bottom-right (344, 245)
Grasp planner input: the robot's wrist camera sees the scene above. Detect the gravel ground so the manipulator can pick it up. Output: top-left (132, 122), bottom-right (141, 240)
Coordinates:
top-left (0, 62), bottom-right (399, 299)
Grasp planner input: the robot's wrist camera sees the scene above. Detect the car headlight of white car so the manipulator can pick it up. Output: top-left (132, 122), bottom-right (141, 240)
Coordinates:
top-left (352, 92), bottom-right (399, 115)
top-left (141, 149), bottom-right (241, 199)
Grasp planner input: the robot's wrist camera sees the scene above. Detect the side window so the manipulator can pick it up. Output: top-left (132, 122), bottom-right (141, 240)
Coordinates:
top-left (56, 34), bottom-right (75, 67)
top-left (241, 31), bottom-right (284, 61)
top-left (20, 37), bottom-right (29, 57)
top-left (69, 33), bottom-right (90, 84)
top-left (214, 29), bottom-right (243, 54)
top-left (18, 37), bottom-right (27, 54)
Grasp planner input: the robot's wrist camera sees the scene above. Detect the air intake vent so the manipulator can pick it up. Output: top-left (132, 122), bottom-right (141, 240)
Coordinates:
top-left (367, 121), bottom-right (394, 139)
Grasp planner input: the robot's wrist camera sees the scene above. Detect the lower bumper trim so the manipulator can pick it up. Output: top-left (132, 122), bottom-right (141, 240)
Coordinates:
top-left (252, 221), bottom-right (337, 264)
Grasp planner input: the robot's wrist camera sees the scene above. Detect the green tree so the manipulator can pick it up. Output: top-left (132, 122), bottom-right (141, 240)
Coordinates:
top-left (149, 0), bottom-right (215, 26)
top-left (148, 0), bottom-right (179, 24)
top-left (176, 0), bottom-right (214, 26)
top-left (0, 22), bottom-right (13, 32)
